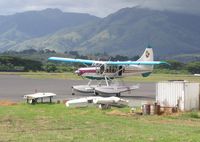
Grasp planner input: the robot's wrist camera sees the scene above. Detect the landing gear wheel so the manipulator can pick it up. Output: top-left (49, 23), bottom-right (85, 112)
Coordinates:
top-left (71, 86), bottom-right (75, 95)
top-left (116, 93), bottom-right (121, 97)
top-left (94, 92), bottom-right (99, 96)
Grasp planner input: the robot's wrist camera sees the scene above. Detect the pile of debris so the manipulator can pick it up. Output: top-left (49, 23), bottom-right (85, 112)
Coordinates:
top-left (140, 103), bottom-right (179, 115)
top-left (65, 96), bottom-right (129, 109)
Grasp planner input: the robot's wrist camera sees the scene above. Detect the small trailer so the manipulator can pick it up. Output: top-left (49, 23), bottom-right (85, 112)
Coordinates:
top-left (24, 92), bottom-right (56, 104)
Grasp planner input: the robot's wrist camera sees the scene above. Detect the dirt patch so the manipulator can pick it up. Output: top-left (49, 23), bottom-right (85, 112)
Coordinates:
top-left (0, 101), bottom-right (18, 106)
top-left (106, 110), bottom-right (131, 117)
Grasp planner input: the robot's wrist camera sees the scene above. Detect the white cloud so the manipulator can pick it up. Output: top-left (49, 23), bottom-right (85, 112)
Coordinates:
top-left (0, 0), bottom-right (199, 17)
top-left (139, 0), bottom-right (200, 15)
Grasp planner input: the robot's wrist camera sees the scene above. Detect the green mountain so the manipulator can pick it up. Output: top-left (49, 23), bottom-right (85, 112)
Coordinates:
top-left (1, 7), bottom-right (200, 57)
top-left (0, 8), bottom-right (99, 52)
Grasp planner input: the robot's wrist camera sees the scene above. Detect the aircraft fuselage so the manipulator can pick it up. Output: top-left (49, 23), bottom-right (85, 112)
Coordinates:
top-left (75, 64), bottom-right (153, 80)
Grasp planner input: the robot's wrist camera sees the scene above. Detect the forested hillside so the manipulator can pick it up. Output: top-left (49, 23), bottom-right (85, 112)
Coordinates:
top-left (0, 7), bottom-right (200, 59)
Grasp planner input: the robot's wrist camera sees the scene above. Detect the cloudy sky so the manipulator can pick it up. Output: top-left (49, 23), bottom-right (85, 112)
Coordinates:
top-left (0, 0), bottom-right (199, 17)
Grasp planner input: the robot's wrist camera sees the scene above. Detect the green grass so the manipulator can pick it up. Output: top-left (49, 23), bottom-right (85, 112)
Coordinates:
top-left (0, 72), bottom-right (80, 80)
top-left (0, 72), bottom-right (199, 83)
top-left (21, 72), bottom-right (81, 80)
top-left (0, 104), bottom-right (200, 142)
top-left (124, 74), bottom-right (200, 83)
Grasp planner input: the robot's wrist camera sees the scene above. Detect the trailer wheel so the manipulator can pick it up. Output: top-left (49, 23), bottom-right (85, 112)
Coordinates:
top-left (95, 92), bottom-right (99, 96)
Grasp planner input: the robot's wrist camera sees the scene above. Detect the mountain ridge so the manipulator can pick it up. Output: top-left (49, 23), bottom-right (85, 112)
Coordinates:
top-left (0, 8), bottom-right (99, 52)
top-left (0, 7), bottom-right (200, 58)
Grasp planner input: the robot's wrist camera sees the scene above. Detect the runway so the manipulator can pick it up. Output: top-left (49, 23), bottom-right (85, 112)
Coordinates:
top-left (0, 75), bottom-right (156, 106)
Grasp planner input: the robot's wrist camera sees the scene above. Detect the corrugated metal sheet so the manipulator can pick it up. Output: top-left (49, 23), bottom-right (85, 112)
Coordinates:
top-left (184, 83), bottom-right (200, 111)
top-left (156, 82), bottom-right (184, 107)
top-left (156, 81), bottom-right (200, 111)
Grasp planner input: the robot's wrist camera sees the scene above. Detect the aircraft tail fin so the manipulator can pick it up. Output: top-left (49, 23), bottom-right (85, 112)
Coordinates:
top-left (137, 45), bottom-right (153, 61)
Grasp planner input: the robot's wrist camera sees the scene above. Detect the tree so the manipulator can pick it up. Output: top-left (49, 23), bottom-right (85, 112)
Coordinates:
top-left (156, 60), bottom-right (185, 70)
top-left (20, 49), bottom-right (37, 54)
top-left (186, 62), bottom-right (200, 74)
top-left (130, 55), bottom-right (140, 61)
top-left (111, 55), bottom-right (129, 61)
top-left (69, 51), bottom-right (79, 57)
top-left (23, 59), bottom-right (43, 71)
top-left (44, 63), bottom-right (57, 72)
top-left (0, 56), bottom-right (43, 72)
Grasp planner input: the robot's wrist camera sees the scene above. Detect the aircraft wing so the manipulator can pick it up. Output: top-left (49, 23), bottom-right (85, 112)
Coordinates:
top-left (48, 57), bottom-right (104, 64)
top-left (48, 57), bottom-right (169, 65)
top-left (106, 60), bottom-right (169, 65)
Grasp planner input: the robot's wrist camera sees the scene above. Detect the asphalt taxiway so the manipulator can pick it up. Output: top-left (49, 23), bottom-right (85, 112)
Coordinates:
top-left (0, 75), bottom-right (156, 106)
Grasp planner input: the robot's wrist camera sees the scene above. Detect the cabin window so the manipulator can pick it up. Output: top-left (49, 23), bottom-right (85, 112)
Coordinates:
top-left (106, 66), bottom-right (120, 73)
top-left (112, 67), bottom-right (115, 73)
top-left (118, 66), bottom-right (123, 76)
top-left (109, 66), bottom-right (112, 73)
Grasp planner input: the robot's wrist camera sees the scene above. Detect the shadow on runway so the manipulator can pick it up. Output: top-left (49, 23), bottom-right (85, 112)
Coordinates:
top-left (120, 95), bottom-right (155, 99)
top-left (75, 93), bottom-right (155, 99)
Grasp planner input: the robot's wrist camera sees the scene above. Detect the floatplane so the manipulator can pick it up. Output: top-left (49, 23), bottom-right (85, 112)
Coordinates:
top-left (48, 46), bottom-right (168, 96)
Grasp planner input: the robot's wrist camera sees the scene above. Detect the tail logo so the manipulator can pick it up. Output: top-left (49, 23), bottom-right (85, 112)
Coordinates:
top-left (145, 51), bottom-right (150, 58)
